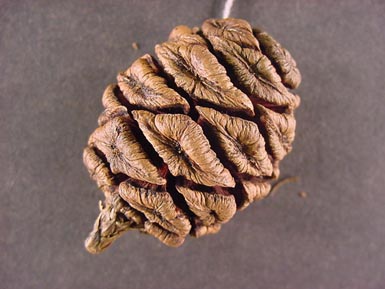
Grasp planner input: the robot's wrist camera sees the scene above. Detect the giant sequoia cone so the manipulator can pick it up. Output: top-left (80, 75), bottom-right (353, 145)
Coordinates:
top-left (83, 18), bottom-right (301, 253)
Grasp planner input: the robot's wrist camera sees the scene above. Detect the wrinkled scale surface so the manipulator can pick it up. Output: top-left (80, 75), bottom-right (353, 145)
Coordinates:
top-left (83, 18), bottom-right (301, 253)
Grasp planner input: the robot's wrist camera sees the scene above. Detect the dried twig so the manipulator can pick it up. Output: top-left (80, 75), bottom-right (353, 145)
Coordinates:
top-left (269, 176), bottom-right (299, 197)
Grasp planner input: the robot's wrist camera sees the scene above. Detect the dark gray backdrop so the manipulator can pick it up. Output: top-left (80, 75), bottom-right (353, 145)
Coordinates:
top-left (1, 1), bottom-right (385, 288)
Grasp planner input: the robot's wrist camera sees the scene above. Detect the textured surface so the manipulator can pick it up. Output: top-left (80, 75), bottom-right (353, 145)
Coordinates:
top-left (83, 18), bottom-right (300, 251)
top-left (1, 0), bottom-right (385, 288)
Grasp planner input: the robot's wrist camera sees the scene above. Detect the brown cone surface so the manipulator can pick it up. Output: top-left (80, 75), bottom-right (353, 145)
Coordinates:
top-left (83, 18), bottom-right (301, 253)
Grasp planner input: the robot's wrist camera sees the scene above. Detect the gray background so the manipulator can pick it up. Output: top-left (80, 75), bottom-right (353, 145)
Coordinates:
top-left (1, 0), bottom-right (385, 288)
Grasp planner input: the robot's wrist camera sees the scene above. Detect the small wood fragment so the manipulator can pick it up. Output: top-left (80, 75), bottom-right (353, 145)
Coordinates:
top-left (298, 191), bottom-right (308, 198)
top-left (132, 42), bottom-right (139, 50)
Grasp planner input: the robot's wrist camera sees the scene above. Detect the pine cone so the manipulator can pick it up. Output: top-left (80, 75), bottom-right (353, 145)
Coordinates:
top-left (83, 18), bottom-right (301, 253)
